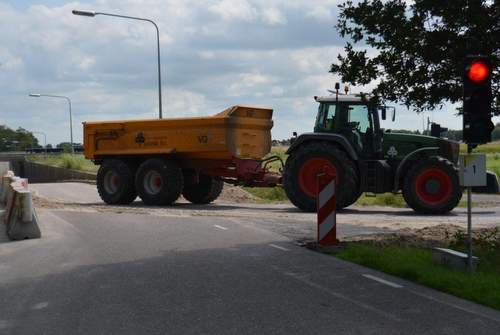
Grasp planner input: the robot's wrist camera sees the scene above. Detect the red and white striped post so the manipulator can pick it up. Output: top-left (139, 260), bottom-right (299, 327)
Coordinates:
top-left (317, 174), bottom-right (337, 246)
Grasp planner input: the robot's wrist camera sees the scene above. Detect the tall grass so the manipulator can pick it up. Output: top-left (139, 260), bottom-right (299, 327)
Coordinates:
top-left (28, 154), bottom-right (98, 173)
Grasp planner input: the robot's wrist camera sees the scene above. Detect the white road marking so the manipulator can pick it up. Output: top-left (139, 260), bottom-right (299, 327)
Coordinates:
top-left (406, 288), bottom-right (500, 324)
top-left (269, 244), bottom-right (290, 251)
top-left (213, 225), bottom-right (228, 231)
top-left (32, 302), bottom-right (49, 310)
top-left (362, 274), bottom-right (403, 288)
top-left (280, 270), bottom-right (402, 322)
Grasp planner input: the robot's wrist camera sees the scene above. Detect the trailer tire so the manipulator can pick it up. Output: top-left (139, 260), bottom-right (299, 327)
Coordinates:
top-left (135, 158), bottom-right (183, 206)
top-left (283, 141), bottom-right (359, 212)
top-left (97, 159), bottom-right (137, 205)
top-left (402, 157), bottom-right (462, 214)
top-left (183, 173), bottom-right (224, 204)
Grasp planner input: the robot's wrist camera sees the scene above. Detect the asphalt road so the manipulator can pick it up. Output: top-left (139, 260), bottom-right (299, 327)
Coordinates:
top-left (1, 209), bottom-right (500, 334)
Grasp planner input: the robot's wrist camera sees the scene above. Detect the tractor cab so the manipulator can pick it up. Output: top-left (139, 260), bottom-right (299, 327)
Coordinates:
top-left (313, 94), bottom-right (388, 158)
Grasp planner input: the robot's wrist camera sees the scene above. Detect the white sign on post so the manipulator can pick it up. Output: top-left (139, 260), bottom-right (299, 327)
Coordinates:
top-left (459, 154), bottom-right (487, 187)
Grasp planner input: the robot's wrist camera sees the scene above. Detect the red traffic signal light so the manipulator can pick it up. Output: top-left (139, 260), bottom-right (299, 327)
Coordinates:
top-left (467, 61), bottom-right (490, 83)
top-left (463, 55), bottom-right (493, 145)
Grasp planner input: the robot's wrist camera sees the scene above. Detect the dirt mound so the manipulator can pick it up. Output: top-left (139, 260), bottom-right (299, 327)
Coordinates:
top-left (346, 224), bottom-right (499, 248)
top-left (216, 184), bottom-right (258, 203)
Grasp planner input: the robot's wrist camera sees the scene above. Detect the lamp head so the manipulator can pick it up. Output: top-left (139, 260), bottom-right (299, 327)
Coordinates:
top-left (72, 9), bottom-right (96, 17)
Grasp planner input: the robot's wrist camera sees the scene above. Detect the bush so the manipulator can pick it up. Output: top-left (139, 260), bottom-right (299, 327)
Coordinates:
top-left (60, 154), bottom-right (85, 170)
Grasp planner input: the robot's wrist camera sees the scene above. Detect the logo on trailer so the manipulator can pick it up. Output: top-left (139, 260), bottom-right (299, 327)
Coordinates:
top-left (198, 135), bottom-right (209, 144)
top-left (135, 132), bottom-right (145, 144)
top-left (387, 146), bottom-right (398, 158)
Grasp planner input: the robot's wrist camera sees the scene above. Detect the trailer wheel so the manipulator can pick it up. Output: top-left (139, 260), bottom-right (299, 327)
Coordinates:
top-left (97, 159), bottom-right (137, 205)
top-left (182, 172), bottom-right (224, 204)
top-left (283, 142), bottom-right (359, 212)
top-left (135, 158), bottom-right (183, 206)
top-left (402, 157), bottom-right (462, 214)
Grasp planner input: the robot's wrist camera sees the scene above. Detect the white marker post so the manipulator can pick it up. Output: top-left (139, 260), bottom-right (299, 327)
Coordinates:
top-left (459, 152), bottom-right (487, 272)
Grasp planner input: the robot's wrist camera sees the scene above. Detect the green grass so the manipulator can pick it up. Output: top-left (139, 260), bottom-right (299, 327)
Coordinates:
top-left (28, 154), bottom-right (98, 173)
top-left (355, 193), bottom-right (407, 207)
top-left (488, 153), bottom-right (500, 177)
top-left (336, 243), bottom-right (500, 310)
top-left (243, 186), bottom-right (288, 203)
top-left (460, 141), bottom-right (500, 154)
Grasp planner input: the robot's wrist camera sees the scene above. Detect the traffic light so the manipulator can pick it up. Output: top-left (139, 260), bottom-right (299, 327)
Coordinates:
top-left (463, 55), bottom-right (494, 144)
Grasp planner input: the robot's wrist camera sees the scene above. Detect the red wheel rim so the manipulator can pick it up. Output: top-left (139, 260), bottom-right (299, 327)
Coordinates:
top-left (154, 177), bottom-right (162, 188)
top-left (414, 167), bottom-right (452, 205)
top-left (298, 158), bottom-right (337, 197)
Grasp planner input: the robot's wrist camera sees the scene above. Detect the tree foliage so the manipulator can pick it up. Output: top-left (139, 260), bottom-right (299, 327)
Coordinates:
top-left (331, 0), bottom-right (499, 112)
top-left (0, 126), bottom-right (39, 151)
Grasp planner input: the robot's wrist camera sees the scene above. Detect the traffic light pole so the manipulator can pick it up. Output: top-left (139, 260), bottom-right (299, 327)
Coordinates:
top-left (466, 144), bottom-right (473, 272)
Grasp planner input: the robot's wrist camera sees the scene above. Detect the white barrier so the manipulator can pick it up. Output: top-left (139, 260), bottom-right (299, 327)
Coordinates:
top-left (1, 170), bottom-right (41, 240)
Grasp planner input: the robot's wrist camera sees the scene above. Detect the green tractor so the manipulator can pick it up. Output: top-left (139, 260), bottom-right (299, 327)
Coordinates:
top-left (284, 94), bottom-right (468, 214)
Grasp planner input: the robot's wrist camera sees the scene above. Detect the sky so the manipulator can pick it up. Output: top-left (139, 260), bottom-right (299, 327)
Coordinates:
top-left (1, 0), bottom-right (498, 146)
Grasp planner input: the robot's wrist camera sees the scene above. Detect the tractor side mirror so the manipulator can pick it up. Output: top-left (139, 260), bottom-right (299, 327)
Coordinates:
top-left (384, 106), bottom-right (396, 122)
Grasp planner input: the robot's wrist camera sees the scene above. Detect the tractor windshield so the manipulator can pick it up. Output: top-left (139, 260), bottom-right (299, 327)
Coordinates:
top-left (315, 101), bottom-right (378, 155)
top-left (315, 102), bottom-right (373, 133)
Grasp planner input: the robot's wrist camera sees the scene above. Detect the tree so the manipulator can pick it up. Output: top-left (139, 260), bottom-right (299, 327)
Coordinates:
top-left (331, 0), bottom-right (499, 112)
top-left (57, 142), bottom-right (73, 153)
top-left (0, 126), bottom-right (39, 151)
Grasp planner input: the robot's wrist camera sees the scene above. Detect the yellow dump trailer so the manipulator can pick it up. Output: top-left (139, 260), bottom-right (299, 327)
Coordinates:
top-left (83, 106), bottom-right (282, 206)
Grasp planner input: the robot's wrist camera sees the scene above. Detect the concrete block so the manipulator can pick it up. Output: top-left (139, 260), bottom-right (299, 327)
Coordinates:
top-left (4, 184), bottom-right (16, 225)
top-left (0, 163), bottom-right (11, 178)
top-left (0, 175), bottom-right (13, 204)
top-left (6, 190), bottom-right (41, 240)
top-left (432, 247), bottom-right (478, 272)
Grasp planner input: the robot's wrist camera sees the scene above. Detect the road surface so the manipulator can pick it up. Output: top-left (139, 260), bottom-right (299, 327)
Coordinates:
top-left (30, 182), bottom-right (500, 241)
top-left (0, 182), bottom-right (498, 334)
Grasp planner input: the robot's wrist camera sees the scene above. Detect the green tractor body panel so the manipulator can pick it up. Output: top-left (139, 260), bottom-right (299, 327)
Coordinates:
top-left (382, 133), bottom-right (439, 161)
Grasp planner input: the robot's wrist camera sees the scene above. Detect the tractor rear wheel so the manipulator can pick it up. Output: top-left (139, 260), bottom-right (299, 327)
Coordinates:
top-left (97, 159), bottom-right (137, 205)
top-left (182, 172), bottom-right (224, 204)
top-left (402, 157), bottom-right (462, 214)
top-left (283, 142), bottom-right (359, 212)
top-left (135, 158), bottom-right (183, 206)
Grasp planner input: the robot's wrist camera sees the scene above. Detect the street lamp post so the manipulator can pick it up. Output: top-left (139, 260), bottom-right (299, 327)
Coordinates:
top-left (29, 93), bottom-right (74, 154)
top-left (72, 9), bottom-right (164, 119)
top-left (32, 131), bottom-right (47, 155)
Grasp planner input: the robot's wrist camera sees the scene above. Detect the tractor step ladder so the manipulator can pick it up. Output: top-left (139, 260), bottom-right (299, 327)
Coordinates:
top-left (364, 160), bottom-right (378, 193)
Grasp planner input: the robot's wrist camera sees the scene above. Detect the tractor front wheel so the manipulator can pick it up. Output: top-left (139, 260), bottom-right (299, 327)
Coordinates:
top-left (402, 157), bottom-right (462, 214)
top-left (283, 142), bottom-right (359, 212)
